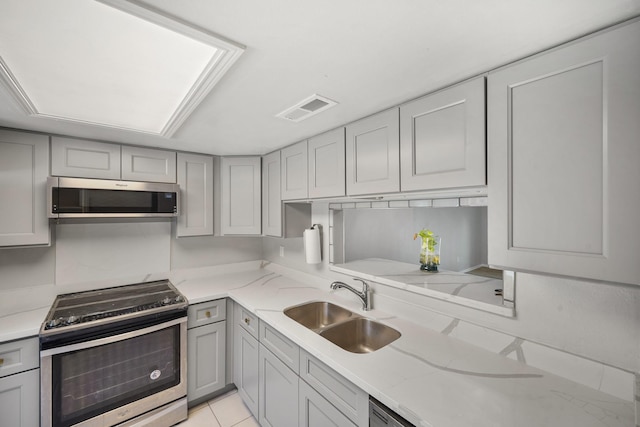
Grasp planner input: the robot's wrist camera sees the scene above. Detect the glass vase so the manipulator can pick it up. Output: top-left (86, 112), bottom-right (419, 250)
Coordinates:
top-left (419, 235), bottom-right (441, 272)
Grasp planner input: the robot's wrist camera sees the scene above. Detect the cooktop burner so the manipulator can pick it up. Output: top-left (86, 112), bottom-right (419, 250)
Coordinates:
top-left (41, 280), bottom-right (187, 335)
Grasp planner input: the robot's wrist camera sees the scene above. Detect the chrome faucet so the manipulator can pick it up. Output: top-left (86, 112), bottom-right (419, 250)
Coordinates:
top-left (330, 278), bottom-right (371, 311)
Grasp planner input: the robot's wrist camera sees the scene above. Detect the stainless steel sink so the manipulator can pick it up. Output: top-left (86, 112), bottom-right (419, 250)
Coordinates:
top-left (319, 318), bottom-right (401, 353)
top-left (283, 301), bottom-right (400, 353)
top-left (284, 301), bottom-right (354, 331)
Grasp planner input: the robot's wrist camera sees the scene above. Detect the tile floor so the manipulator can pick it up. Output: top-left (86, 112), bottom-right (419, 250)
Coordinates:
top-left (177, 390), bottom-right (259, 427)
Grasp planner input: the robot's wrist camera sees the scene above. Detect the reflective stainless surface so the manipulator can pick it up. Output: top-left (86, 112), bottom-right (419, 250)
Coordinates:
top-left (319, 318), bottom-right (401, 353)
top-left (283, 300), bottom-right (401, 353)
top-left (283, 301), bottom-right (354, 331)
top-left (40, 318), bottom-right (187, 427)
top-left (47, 176), bottom-right (180, 218)
top-left (40, 279), bottom-right (187, 337)
top-left (330, 278), bottom-right (371, 311)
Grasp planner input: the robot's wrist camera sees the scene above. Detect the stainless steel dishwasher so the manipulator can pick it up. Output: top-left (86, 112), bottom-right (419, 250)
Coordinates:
top-left (370, 397), bottom-right (414, 427)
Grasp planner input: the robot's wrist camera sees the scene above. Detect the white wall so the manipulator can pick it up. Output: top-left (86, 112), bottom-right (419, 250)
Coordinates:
top-left (343, 206), bottom-right (487, 271)
top-left (0, 220), bottom-right (262, 316)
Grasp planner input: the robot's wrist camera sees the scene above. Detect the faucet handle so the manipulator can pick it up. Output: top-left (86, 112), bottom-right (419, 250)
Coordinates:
top-left (352, 278), bottom-right (368, 290)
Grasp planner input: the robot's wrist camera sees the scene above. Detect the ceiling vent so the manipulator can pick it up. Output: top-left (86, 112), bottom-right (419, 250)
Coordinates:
top-left (276, 94), bottom-right (337, 122)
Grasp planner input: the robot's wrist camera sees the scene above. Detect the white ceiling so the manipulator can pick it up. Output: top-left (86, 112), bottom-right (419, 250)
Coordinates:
top-left (0, 0), bottom-right (639, 156)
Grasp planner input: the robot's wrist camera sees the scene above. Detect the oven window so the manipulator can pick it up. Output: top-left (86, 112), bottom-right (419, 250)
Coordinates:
top-left (52, 325), bottom-right (180, 427)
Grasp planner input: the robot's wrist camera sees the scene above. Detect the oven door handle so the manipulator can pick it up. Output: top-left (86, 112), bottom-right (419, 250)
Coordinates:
top-left (40, 317), bottom-right (186, 357)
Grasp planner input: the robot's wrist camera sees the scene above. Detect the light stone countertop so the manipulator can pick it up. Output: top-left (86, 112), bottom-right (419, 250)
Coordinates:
top-left (0, 263), bottom-right (633, 427)
top-left (331, 258), bottom-right (514, 317)
top-left (177, 265), bottom-right (633, 427)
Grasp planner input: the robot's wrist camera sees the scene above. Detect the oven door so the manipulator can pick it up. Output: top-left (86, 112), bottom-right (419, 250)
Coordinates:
top-left (41, 318), bottom-right (186, 427)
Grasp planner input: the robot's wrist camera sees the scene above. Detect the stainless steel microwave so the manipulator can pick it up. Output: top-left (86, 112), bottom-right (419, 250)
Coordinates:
top-left (47, 177), bottom-right (179, 219)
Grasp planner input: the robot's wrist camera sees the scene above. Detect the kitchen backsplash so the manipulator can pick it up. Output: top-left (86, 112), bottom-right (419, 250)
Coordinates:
top-left (0, 203), bottom-right (637, 405)
top-left (0, 220), bottom-right (262, 315)
top-left (264, 202), bottom-right (639, 404)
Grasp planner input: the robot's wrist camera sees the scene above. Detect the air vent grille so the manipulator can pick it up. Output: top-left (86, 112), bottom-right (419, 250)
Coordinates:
top-left (276, 94), bottom-right (337, 122)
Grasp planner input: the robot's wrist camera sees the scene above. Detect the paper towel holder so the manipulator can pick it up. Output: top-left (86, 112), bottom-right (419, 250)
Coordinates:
top-left (304, 224), bottom-right (322, 264)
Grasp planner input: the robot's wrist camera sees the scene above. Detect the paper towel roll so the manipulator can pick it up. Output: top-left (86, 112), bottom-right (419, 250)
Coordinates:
top-left (303, 226), bottom-right (321, 264)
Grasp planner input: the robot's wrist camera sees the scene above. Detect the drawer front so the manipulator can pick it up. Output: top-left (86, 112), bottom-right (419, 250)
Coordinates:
top-left (236, 304), bottom-right (259, 339)
top-left (0, 337), bottom-right (39, 378)
top-left (188, 299), bottom-right (226, 329)
top-left (300, 350), bottom-right (368, 426)
top-left (259, 322), bottom-right (299, 374)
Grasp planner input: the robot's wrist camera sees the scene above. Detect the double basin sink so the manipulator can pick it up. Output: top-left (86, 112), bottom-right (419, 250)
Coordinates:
top-left (283, 301), bottom-right (400, 353)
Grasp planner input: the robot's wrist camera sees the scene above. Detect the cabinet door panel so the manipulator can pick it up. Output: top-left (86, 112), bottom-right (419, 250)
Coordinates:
top-left (281, 141), bottom-right (308, 200)
top-left (300, 350), bottom-right (368, 426)
top-left (262, 151), bottom-right (282, 236)
top-left (0, 130), bottom-right (49, 246)
top-left (259, 345), bottom-right (298, 427)
top-left (234, 326), bottom-right (259, 418)
top-left (220, 157), bottom-right (261, 235)
top-left (400, 77), bottom-right (485, 191)
top-left (488, 20), bottom-right (640, 285)
top-left (187, 322), bottom-right (226, 402)
top-left (51, 136), bottom-right (121, 179)
top-left (510, 62), bottom-right (603, 253)
top-left (121, 146), bottom-right (176, 183)
top-left (0, 369), bottom-right (39, 427)
top-left (308, 128), bottom-right (345, 198)
top-left (346, 109), bottom-right (400, 195)
top-left (177, 153), bottom-right (214, 237)
top-left (298, 379), bottom-right (356, 427)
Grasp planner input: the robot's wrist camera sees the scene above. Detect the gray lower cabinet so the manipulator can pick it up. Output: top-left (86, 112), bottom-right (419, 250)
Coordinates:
top-left (0, 369), bottom-right (40, 427)
top-left (259, 344), bottom-right (298, 427)
top-left (233, 302), bottom-right (368, 427)
top-left (187, 300), bottom-right (226, 404)
top-left (299, 379), bottom-right (355, 427)
top-left (234, 303), bottom-right (260, 418)
top-left (0, 337), bottom-right (40, 427)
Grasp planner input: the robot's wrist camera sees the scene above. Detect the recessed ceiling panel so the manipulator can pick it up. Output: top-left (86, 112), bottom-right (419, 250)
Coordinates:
top-left (0, 0), bottom-right (244, 136)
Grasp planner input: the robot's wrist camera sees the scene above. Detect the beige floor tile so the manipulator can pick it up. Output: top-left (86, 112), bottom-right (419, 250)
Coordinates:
top-left (234, 416), bottom-right (261, 427)
top-left (209, 392), bottom-right (254, 427)
top-left (176, 402), bottom-right (221, 427)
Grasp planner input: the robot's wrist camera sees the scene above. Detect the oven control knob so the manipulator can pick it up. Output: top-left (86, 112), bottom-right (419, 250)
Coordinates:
top-left (162, 297), bottom-right (171, 305)
top-left (67, 315), bottom-right (79, 324)
top-left (175, 295), bottom-right (184, 303)
top-left (47, 318), bottom-right (61, 328)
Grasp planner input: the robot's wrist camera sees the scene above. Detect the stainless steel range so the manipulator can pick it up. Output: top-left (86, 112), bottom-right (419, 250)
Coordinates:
top-left (40, 280), bottom-right (188, 427)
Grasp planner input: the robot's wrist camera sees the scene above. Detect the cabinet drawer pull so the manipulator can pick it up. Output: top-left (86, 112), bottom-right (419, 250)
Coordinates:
top-left (0, 358), bottom-right (3, 366)
top-left (244, 317), bottom-right (250, 325)
top-left (205, 310), bottom-right (211, 318)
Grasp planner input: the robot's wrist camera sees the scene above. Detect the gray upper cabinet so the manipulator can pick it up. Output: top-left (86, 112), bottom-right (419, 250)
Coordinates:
top-left (121, 145), bottom-right (176, 183)
top-left (262, 150), bottom-right (282, 237)
top-left (400, 76), bottom-right (486, 192)
top-left (176, 152), bottom-right (214, 237)
top-left (487, 19), bottom-right (640, 285)
top-left (308, 128), bottom-right (345, 198)
top-left (281, 141), bottom-right (308, 200)
top-left (52, 137), bottom-right (177, 182)
top-left (219, 156), bottom-right (262, 235)
top-left (0, 130), bottom-right (50, 247)
top-left (346, 108), bottom-right (400, 196)
top-left (51, 136), bottom-right (121, 179)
